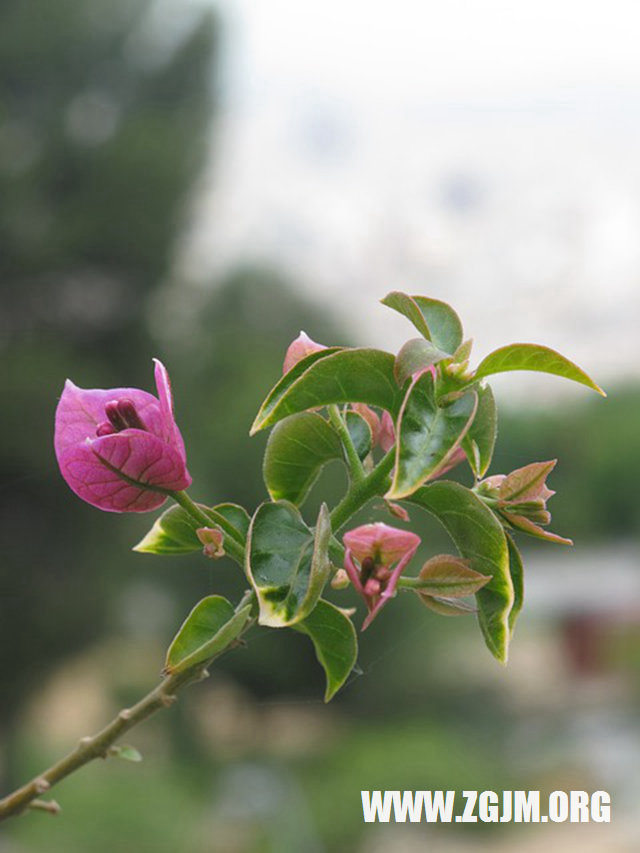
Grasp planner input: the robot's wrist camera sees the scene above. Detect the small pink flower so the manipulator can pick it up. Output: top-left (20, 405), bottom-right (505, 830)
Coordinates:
top-left (54, 359), bottom-right (191, 513)
top-left (343, 522), bottom-right (420, 629)
top-left (196, 527), bottom-right (225, 559)
top-left (283, 331), bottom-right (327, 374)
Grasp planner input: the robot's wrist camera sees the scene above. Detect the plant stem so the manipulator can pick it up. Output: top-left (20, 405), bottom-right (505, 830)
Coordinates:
top-left (170, 490), bottom-right (245, 565)
top-left (327, 405), bottom-right (365, 484)
top-left (330, 448), bottom-right (396, 532)
top-left (0, 592), bottom-right (255, 823)
top-left (396, 576), bottom-right (447, 590)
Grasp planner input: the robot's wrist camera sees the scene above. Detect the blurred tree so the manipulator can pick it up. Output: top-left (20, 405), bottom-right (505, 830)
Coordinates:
top-left (492, 384), bottom-right (640, 541)
top-left (0, 0), bottom-right (218, 741)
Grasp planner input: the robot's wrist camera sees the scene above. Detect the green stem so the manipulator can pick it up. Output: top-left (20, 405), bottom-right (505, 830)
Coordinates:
top-left (170, 491), bottom-right (245, 565)
top-left (327, 405), bottom-right (365, 484)
top-left (0, 592), bottom-right (255, 823)
top-left (330, 448), bottom-right (396, 532)
top-left (396, 577), bottom-right (439, 590)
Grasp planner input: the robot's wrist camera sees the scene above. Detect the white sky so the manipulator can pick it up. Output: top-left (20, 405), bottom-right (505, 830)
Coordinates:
top-left (169, 0), bottom-right (640, 400)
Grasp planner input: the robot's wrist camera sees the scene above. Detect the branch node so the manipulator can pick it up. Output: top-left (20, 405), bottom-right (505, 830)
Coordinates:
top-left (78, 736), bottom-right (93, 747)
top-left (118, 708), bottom-right (132, 721)
top-left (33, 778), bottom-right (50, 794)
top-left (159, 692), bottom-right (177, 707)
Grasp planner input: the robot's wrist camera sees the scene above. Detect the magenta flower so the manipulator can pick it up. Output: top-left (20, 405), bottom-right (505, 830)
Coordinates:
top-left (283, 331), bottom-right (327, 374)
top-left (343, 522), bottom-right (420, 629)
top-left (54, 359), bottom-right (191, 513)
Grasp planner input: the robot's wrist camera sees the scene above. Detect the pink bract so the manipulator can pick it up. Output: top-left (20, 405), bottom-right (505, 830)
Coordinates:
top-left (282, 331), bottom-right (327, 374)
top-left (54, 359), bottom-right (191, 513)
top-left (343, 522), bottom-right (420, 629)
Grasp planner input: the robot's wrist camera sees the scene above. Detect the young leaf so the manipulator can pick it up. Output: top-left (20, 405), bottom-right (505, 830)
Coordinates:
top-left (109, 745), bottom-right (143, 763)
top-left (412, 296), bottom-right (464, 354)
top-left (453, 339), bottom-right (473, 363)
top-left (498, 460), bottom-right (556, 503)
top-left (394, 338), bottom-right (450, 386)
top-left (406, 481), bottom-right (514, 663)
top-left (251, 348), bottom-right (401, 434)
top-left (461, 384), bottom-right (497, 478)
top-left (381, 292), bottom-right (464, 354)
top-left (473, 344), bottom-right (605, 396)
top-left (133, 502), bottom-right (250, 555)
top-left (381, 291), bottom-right (432, 339)
top-left (500, 511), bottom-right (573, 545)
top-left (415, 554), bottom-right (491, 597)
top-left (164, 596), bottom-right (252, 675)
top-left (387, 371), bottom-right (477, 500)
top-left (293, 600), bottom-right (358, 701)
top-left (345, 411), bottom-right (373, 461)
top-left (506, 534), bottom-right (524, 636)
top-left (246, 502), bottom-right (332, 627)
top-left (263, 413), bottom-right (343, 504)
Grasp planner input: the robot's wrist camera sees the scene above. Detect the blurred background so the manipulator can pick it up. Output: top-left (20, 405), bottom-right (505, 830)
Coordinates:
top-left (1, 1), bottom-right (639, 850)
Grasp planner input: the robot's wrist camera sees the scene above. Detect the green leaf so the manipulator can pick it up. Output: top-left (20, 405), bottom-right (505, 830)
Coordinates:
top-left (109, 745), bottom-right (143, 763)
top-left (263, 413), bottom-right (343, 504)
top-left (246, 502), bottom-right (332, 627)
top-left (412, 296), bottom-right (464, 354)
top-left (415, 554), bottom-right (491, 597)
top-left (462, 384), bottom-right (497, 478)
top-left (474, 344), bottom-right (606, 396)
top-left (453, 339), bottom-right (473, 363)
top-left (212, 503), bottom-right (251, 541)
top-left (251, 348), bottom-right (401, 434)
top-left (345, 410), bottom-right (373, 461)
top-left (134, 504), bottom-right (202, 555)
top-left (381, 292), bottom-right (464, 354)
top-left (293, 600), bottom-right (358, 701)
top-left (506, 534), bottom-right (524, 636)
top-left (419, 595), bottom-right (477, 617)
top-left (394, 338), bottom-right (450, 385)
top-left (387, 371), bottom-right (478, 499)
top-left (164, 596), bottom-right (252, 675)
top-left (133, 503), bottom-right (250, 555)
top-left (406, 481), bottom-right (514, 663)
top-left (381, 291), bottom-right (432, 339)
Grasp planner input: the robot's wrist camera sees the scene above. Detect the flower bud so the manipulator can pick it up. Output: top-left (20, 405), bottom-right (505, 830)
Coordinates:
top-left (343, 522), bottom-right (420, 629)
top-left (196, 527), bottom-right (225, 559)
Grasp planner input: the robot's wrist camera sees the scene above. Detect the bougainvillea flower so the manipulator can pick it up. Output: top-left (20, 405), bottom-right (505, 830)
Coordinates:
top-left (343, 522), bottom-right (420, 629)
top-left (54, 359), bottom-right (191, 513)
top-left (282, 331), bottom-right (327, 374)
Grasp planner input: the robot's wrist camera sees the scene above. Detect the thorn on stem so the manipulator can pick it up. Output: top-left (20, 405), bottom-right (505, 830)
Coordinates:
top-left (159, 693), bottom-right (177, 708)
top-left (119, 708), bottom-right (132, 721)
